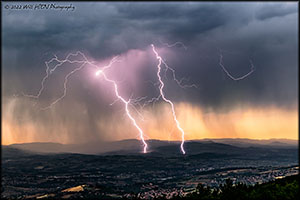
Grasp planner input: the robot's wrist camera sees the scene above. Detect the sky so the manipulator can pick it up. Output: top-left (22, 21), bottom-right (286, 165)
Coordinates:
top-left (2, 2), bottom-right (298, 145)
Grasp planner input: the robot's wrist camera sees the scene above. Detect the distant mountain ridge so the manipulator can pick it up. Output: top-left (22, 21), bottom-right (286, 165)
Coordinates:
top-left (3, 138), bottom-right (297, 156)
top-left (200, 138), bottom-right (298, 148)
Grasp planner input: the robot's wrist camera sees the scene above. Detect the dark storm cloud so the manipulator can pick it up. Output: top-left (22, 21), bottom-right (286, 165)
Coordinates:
top-left (1, 3), bottom-right (251, 57)
top-left (254, 2), bottom-right (298, 21)
top-left (2, 2), bottom-right (298, 113)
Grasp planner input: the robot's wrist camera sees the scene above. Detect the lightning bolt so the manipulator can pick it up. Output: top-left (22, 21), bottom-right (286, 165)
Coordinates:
top-left (23, 52), bottom-right (148, 153)
top-left (41, 62), bottom-right (86, 110)
top-left (218, 50), bottom-right (255, 81)
top-left (23, 52), bottom-right (119, 110)
top-left (158, 41), bottom-right (197, 89)
top-left (22, 52), bottom-right (87, 100)
top-left (137, 42), bottom-right (197, 109)
top-left (95, 66), bottom-right (148, 153)
top-left (151, 44), bottom-right (186, 155)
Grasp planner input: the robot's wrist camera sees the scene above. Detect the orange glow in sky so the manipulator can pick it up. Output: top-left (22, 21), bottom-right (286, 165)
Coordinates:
top-left (2, 101), bottom-right (298, 145)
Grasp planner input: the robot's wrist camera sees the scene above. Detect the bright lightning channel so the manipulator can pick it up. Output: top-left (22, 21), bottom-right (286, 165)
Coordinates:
top-left (151, 44), bottom-right (186, 155)
top-left (95, 66), bottom-right (148, 153)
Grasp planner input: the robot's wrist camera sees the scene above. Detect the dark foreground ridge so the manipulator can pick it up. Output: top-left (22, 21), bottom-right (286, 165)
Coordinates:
top-left (163, 175), bottom-right (299, 200)
top-left (1, 175), bottom-right (298, 200)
